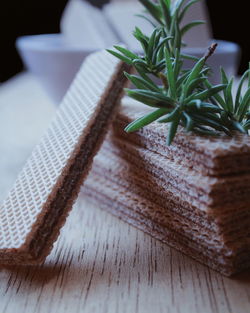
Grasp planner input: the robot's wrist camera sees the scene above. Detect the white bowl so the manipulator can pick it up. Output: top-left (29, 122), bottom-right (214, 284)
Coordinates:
top-left (16, 34), bottom-right (97, 103)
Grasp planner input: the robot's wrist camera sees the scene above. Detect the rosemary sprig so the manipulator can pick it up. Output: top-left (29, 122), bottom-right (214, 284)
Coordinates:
top-left (108, 0), bottom-right (250, 145)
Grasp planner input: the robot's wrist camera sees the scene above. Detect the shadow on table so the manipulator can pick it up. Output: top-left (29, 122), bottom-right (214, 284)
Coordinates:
top-left (233, 270), bottom-right (250, 282)
top-left (1, 244), bottom-right (250, 294)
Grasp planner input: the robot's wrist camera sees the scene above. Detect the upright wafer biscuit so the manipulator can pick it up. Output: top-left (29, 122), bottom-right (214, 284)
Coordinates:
top-left (0, 49), bottom-right (129, 265)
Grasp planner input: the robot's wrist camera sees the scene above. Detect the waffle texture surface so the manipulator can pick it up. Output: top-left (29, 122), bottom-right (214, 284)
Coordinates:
top-left (0, 49), bottom-right (125, 263)
top-left (115, 102), bottom-right (250, 176)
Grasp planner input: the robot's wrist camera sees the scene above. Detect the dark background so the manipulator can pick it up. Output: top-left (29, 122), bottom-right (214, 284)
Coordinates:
top-left (0, 0), bottom-right (248, 82)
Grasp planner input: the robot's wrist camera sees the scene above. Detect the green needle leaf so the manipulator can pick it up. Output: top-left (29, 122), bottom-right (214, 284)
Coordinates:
top-left (106, 49), bottom-right (132, 65)
top-left (153, 36), bottom-right (173, 62)
top-left (187, 84), bottom-right (226, 102)
top-left (243, 120), bottom-right (250, 129)
top-left (165, 0), bottom-right (171, 8)
top-left (194, 126), bottom-right (220, 136)
top-left (167, 111), bottom-right (181, 145)
top-left (158, 106), bottom-right (180, 123)
top-left (179, 0), bottom-right (200, 22)
top-left (133, 27), bottom-right (149, 53)
top-left (124, 72), bottom-right (160, 92)
top-left (237, 88), bottom-right (250, 121)
top-left (126, 89), bottom-right (175, 108)
top-left (204, 79), bottom-right (227, 110)
top-left (133, 64), bottom-right (160, 87)
top-left (192, 113), bottom-right (231, 135)
top-left (173, 20), bottom-right (182, 50)
top-left (183, 112), bottom-right (194, 131)
top-left (185, 77), bottom-right (207, 96)
top-left (173, 0), bottom-right (186, 13)
top-left (165, 48), bottom-right (176, 98)
top-left (159, 0), bottom-right (171, 29)
top-left (125, 108), bottom-right (169, 132)
top-left (225, 77), bottom-right (234, 113)
top-left (181, 20), bottom-right (205, 36)
top-left (220, 67), bottom-right (229, 84)
top-left (177, 71), bottom-right (191, 88)
top-left (139, 0), bottom-right (163, 24)
top-left (188, 101), bottom-right (222, 113)
top-left (135, 14), bottom-right (157, 28)
top-left (184, 56), bottom-right (206, 89)
top-left (147, 29), bottom-right (158, 61)
top-left (235, 69), bottom-right (250, 112)
top-left (181, 53), bottom-right (199, 61)
top-left (113, 46), bottom-right (138, 60)
top-left (232, 121), bottom-right (247, 134)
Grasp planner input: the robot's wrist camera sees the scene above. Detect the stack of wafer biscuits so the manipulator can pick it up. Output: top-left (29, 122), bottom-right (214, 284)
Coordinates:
top-left (84, 100), bottom-right (250, 276)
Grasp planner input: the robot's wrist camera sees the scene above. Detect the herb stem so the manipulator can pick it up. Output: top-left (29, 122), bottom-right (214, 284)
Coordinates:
top-left (158, 72), bottom-right (168, 90)
top-left (204, 43), bottom-right (218, 62)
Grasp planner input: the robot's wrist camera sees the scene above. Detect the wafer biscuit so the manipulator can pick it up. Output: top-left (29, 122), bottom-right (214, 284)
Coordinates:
top-left (115, 101), bottom-right (250, 176)
top-left (0, 50), bottom-right (129, 265)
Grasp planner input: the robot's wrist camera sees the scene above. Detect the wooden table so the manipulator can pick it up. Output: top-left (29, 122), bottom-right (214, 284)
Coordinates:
top-left (0, 74), bottom-right (250, 313)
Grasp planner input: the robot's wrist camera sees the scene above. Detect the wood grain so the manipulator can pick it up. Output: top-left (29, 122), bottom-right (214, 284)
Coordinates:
top-left (0, 74), bottom-right (250, 313)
